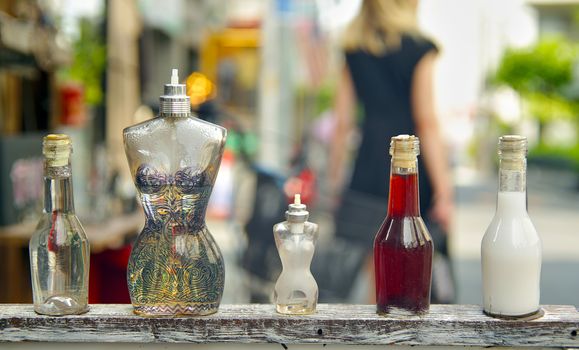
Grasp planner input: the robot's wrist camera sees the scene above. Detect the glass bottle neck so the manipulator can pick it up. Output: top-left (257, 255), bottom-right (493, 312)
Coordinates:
top-left (44, 163), bottom-right (75, 213)
top-left (497, 157), bottom-right (527, 213)
top-left (498, 157), bottom-right (526, 193)
top-left (387, 160), bottom-right (420, 217)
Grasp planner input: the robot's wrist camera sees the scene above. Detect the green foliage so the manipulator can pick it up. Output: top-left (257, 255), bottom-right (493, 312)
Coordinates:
top-left (529, 143), bottom-right (579, 171)
top-left (314, 83), bottom-right (334, 117)
top-left (493, 36), bottom-right (576, 94)
top-left (61, 19), bottom-right (106, 106)
top-left (492, 36), bottom-right (579, 123)
top-left (526, 92), bottom-right (579, 122)
top-left (573, 7), bottom-right (579, 27)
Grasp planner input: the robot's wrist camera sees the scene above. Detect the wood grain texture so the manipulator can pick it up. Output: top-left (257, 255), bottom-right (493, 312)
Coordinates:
top-left (0, 304), bottom-right (578, 347)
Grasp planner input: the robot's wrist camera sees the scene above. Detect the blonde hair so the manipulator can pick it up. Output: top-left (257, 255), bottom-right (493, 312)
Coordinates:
top-left (343, 0), bottom-right (419, 55)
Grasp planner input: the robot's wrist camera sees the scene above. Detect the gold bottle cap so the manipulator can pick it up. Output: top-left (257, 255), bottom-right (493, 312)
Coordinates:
top-left (390, 134), bottom-right (420, 168)
top-left (43, 134), bottom-right (72, 167)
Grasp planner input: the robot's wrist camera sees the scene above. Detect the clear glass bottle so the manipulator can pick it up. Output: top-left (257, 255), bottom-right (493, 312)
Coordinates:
top-left (29, 134), bottom-right (90, 315)
top-left (123, 69), bottom-right (227, 316)
top-left (374, 135), bottom-right (433, 315)
top-left (482, 135), bottom-right (542, 318)
top-left (273, 194), bottom-right (319, 314)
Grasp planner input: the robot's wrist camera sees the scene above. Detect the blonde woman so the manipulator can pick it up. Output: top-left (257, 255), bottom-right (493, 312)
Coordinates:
top-left (329, 0), bottom-right (454, 303)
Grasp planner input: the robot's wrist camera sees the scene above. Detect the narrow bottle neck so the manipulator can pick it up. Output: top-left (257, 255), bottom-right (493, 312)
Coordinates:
top-left (497, 157), bottom-right (527, 213)
top-left (387, 160), bottom-right (420, 217)
top-left (44, 163), bottom-right (75, 213)
top-left (498, 157), bottom-right (526, 192)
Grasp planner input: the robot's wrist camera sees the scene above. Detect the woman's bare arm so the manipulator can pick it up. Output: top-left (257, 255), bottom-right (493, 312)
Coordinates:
top-left (411, 51), bottom-right (454, 231)
top-left (330, 65), bottom-right (357, 194)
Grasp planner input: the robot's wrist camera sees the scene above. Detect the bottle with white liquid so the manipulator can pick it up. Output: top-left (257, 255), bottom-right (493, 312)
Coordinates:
top-left (273, 194), bottom-right (319, 314)
top-left (481, 135), bottom-right (542, 318)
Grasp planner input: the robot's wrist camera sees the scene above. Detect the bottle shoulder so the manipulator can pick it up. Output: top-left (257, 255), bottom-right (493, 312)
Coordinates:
top-left (483, 213), bottom-right (540, 246)
top-left (33, 212), bottom-right (86, 230)
top-left (192, 115), bottom-right (227, 135)
top-left (273, 221), bottom-right (318, 240)
top-left (123, 117), bottom-right (227, 156)
top-left (123, 116), bottom-right (227, 177)
top-left (123, 116), bottom-right (226, 140)
top-left (378, 215), bottom-right (428, 231)
top-left (305, 222), bottom-right (319, 239)
top-left (123, 117), bottom-right (159, 134)
top-left (375, 216), bottom-right (431, 246)
top-left (273, 221), bottom-right (287, 232)
top-left (30, 213), bottom-right (89, 244)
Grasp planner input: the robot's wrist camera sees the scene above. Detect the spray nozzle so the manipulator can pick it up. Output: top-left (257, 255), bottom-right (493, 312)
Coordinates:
top-left (159, 68), bottom-right (190, 116)
top-left (294, 194), bottom-right (301, 205)
top-left (171, 69), bottom-right (179, 84)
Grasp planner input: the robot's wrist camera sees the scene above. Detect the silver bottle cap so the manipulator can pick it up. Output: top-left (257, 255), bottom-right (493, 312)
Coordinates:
top-left (159, 69), bottom-right (191, 117)
top-left (286, 194), bottom-right (309, 222)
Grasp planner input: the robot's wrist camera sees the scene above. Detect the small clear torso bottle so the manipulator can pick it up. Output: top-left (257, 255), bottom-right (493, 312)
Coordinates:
top-left (374, 135), bottom-right (433, 315)
top-left (29, 134), bottom-right (90, 315)
top-left (482, 135), bottom-right (542, 318)
top-left (273, 194), bottom-right (319, 314)
top-left (123, 69), bottom-right (226, 316)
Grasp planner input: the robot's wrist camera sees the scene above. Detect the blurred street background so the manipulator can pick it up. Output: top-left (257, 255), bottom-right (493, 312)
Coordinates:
top-left (0, 0), bottom-right (578, 306)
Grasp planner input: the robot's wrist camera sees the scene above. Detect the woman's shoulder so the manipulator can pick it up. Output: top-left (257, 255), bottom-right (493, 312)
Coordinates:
top-left (401, 33), bottom-right (439, 54)
top-left (344, 33), bottom-right (438, 67)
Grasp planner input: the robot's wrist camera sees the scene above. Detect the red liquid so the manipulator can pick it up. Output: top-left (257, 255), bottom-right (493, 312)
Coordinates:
top-left (374, 172), bottom-right (433, 314)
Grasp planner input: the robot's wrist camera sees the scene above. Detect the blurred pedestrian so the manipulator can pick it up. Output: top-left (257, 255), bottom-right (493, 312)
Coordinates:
top-left (329, 0), bottom-right (455, 303)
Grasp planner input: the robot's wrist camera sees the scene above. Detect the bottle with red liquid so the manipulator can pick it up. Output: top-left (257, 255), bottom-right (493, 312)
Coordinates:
top-left (374, 135), bottom-right (433, 315)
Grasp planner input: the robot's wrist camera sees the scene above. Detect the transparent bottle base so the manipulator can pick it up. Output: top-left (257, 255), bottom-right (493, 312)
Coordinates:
top-left (276, 303), bottom-right (316, 315)
top-left (34, 295), bottom-right (89, 316)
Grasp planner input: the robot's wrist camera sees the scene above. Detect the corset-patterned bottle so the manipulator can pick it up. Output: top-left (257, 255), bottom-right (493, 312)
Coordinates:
top-left (123, 69), bottom-right (227, 316)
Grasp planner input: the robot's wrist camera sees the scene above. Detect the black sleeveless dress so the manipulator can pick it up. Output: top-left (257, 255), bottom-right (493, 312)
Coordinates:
top-left (337, 34), bottom-right (438, 246)
top-left (316, 35), bottom-right (455, 302)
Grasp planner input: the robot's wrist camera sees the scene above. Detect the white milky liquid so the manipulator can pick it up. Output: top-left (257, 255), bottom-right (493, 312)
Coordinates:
top-left (481, 191), bottom-right (542, 317)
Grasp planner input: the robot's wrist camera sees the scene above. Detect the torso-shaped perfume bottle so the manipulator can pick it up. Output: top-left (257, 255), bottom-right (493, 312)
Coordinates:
top-left (273, 194), bottom-right (319, 314)
top-left (29, 134), bottom-right (90, 315)
top-left (374, 135), bottom-right (433, 315)
top-left (482, 135), bottom-right (542, 318)
top-left (123, 69), bottom-right (227, 316)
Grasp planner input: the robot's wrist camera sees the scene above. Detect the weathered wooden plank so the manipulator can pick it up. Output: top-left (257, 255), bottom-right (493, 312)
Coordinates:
top-left (0, 304), bottom-right (578, 347)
